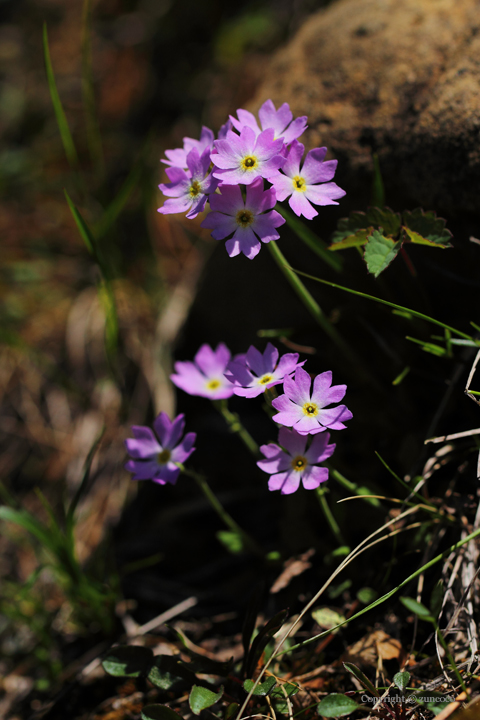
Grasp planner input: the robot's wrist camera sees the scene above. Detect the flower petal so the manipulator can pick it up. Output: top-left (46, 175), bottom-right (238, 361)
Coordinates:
top-left (302, 465), bottom-right (329, 489)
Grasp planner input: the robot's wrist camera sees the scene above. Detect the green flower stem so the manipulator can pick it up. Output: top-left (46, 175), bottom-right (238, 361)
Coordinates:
top-left (213, 399), bottom-right (259, 457)
top-left (179, 465), bottom-right (264, 557)
top-left (316, 486), bottom-right (345, 545)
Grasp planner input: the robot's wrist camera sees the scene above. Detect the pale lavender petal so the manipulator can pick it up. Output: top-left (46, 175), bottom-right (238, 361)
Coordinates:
top-left (162, 148), bottom-right (187, 167)
top-left (153, 463), bottom-right (180, 485)
top-left (283, 140), bottom-right (304, 178)
top-left (125, 426), bottom-right (161, 458)
top-left (165, 166), bottom-right (189, 183)
top-left (259, 442), bottom-right (284, 460)
top-left (304, 182), bottom-right (346, 206)
top-left (275, 471), bottom-right (301, 495)
top-left (253, 214), bottom-right (282, 243)
top-left (259, 155), bottom-right (286, 176)
top-left (245, 178), bottom-right (265, 214)
top-left (316, 405), bottom-right (353, 430)
top-left (311, 371), bottom-right (333, 405)
top-left (303, 156), bottom-right (337, 185)
top-left (170, 432), bottom-right (196, 463)
top-left (224, 360), bottom-right (254, 387)
top-left (281, 116), bottom-right (308, 145)
top-left (254, 128), bottom-right (284, 161)
top-left (170, 362), bottom-right (213, 396)
top-left (154, 412), bottom-right (184, 449)
top-left (284, 367), bottom-right (312, 405)
top-left (213, 167), bottom-right (261, 186)
top-left (258, 450), bottom-right (291, 474)
top-left (278, 426), bottom-right (307, 456)
top-left (245, 345), bottom-right (267, 376)
top-left (256, 186), bottom-right (277, 213)
top-left (218, 119), bottom-right (232, 139)
top-left (305, 433), bottom-right (336, 464)
top-left (125, 458), bottom-right (160, 481)
top-left (236, 108), bottom-right (260, 134)
top-left (294, 415), bottom-right (324, 434)
top-left (201, 212), bottom-right (238, 240)
top-left (302, 465), bottom-right (328, 489)
top-left (263, 343), bottom-right (279, 373)
top-left (323, 383), bottom-right (347, 406)
top-left (301, 147), bottom-right (328, 182)
top-left (158, 197), bottom-right (193, 215)
top-left (224, 235), bottom-right (242, 257)
top-left (195, 343), bottom-right (231, 376)
top-left (270, 173), bottom-right (295, 202)
top-left (289, 191), bottom-right (318, 219)
top-left (185, 194), bottom-right (208, 219)
top-left (229, 226), bottom-right (261, 259)
top-left (271, 395), bottom-right (303, 427)
top-left (233, 385), bottom-right (266, 398)
top-left (268, 471), bottom-right (289, 492)
top-left (209, 184), bottom-right (243, 215)
top-left (275, 353), bottom-right (301, 379)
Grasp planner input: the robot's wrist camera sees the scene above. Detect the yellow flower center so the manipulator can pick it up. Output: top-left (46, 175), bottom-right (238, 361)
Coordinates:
top-left (236, 209), bottom-right (254, 228)
top-left (189, 180), bottom-right (202, 198)
top-left (303, 402), bottom-right (319, 417)
top-left (258, 374), bottom-right (273, 385)
top-left (292, 175), bottom-right (307, 192)
top-left (206, 379), bottom-right (221, 390)
top-left (291, 455), bottom-right (308, 472)
top-left (241, 155), bottom-right (258, 171)
top-left (157, 449), bottom-right (171, 464)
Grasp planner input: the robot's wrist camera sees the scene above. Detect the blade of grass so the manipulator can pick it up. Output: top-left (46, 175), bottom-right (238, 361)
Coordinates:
top-left (277, 206), bottom-right (343, 272)
top-left (375, 451), bottom-right (435, 506)
top-left (95, 155), bottom-right (144, 239)
top-left (43, 23), bottom-right (80, 171)
top-left (290, 267), bottom-right (476, 341)
top-left (81, 0), bottom-right (105, 177)
top-left (66, 426), bottom-right (105, 530)
top-left (0, 506), bottom-right (52, 548)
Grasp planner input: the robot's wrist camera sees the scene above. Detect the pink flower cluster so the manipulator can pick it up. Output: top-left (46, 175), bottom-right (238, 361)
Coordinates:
top-left (158, 100), bottom-right (346, 259)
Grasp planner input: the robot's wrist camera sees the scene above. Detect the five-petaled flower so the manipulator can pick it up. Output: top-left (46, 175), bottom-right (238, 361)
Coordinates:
top-left (158, 148), bottom-right (218, 219)
top-left (170, 343), bottom-right (235, 399)
top-left (161, 126), bottom-right (214, 169)
top-left (270, 140), bottom-right (346, 220)
top-left (229, 99), bottom-right (307, 146)
top-left (212, 126), bottom-right (285, 186)
top-left (201, 178), bottom-right (285, 259)
top-left (125, 412), bottom-right (196, 485)
top-left (257, 427), bottom-right (335, 494)
top-left (225, 342), bottom-right (304, 397)
top-left (271, 367), bottom-right (352, 435)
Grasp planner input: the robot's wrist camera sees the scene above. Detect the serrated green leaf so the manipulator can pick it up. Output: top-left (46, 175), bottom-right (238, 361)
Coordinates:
top-left (189, 685), bottom-right (223, 715)
top-left (404, 228), bottom-right (447, 247)
top-left (328, 229), bottom-right (370, 250)
top-left (243, 676), bottom-right (276, 696)
top-left (102, 646), bottom-right (154, 677)
top-left (393, 671), bottom-right (410, 692)
top-left (365, 207), bottom-right (401, 237)
top-left (400, 596), bottom-right (434, 621)
top-left (364, 230), bottom-right (401, 277)
top-left (141, 705), bottom-right (184, 720)
top-left (311, 607), bottom-right (345, 630)
top-left (402, 208), bottom-right (452, 245)
top-left (317, 693), bottom-right (359, 717)
top-left (331, 212), bottom-right (373, 244)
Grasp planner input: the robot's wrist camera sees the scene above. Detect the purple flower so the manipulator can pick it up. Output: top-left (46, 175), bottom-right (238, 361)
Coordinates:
top-left (230, 99), bottom-right (307, 146)
top-left (200, 178), bottom-right (285, 259)
top-left (270, 140), bottom-right (346, 220)
top-left (162, 126), bottom-right (214, 169)
top-left (158, 148), bottom-right (218, 219)
top-left (212, 126), bottom-right (285, 186)
top-left (225, 342), bottom-right (304, 398)
top-left (271, 367), bottom-right (352, 435)
top-left (125, 412), bottom-right (196, 485)
top-left (257, 427), bottom-right (335, 494)
top-left (171, 343), bottom-right (235, 399)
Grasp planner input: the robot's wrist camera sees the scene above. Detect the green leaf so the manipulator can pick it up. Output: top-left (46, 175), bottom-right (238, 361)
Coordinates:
top-left (400, 596), bottom-right (434, 622)
top-left (0, 506), bottom-right (52, 549)
top-left (328, 230), bottom-right (370, 251)
top-left (141, 705), bottom-right (184, 720)
top-left (271, 682), bottom-right (300, 713)
top-left (406, 336), bottom-right (446, 356)
top-left (402, 208), bottom-right (452, 245)
top-left (364, 230), bottom-right (402, 277)
top-left (317, 693), bottom-right (359, 717)
top-left (216, 530), bottom-right (245, 554)
top-left (102, 646), bottom-right (154, 677)
top-left (393, 671), bottom-right (410, 692)
top-left (430, 580), bottom-right (444, 620)
top-left (343, 663), bottom-right (379, 697)
top-left (404, 228), bottom-right (447, 247)
top-left (311, 607), bottom-right (345, 631)
top-left (365, 207), bottom-right (401, 237)
top-left (331, 211), bottom-right (373, 244)
top-left (327, 579), bottom-right (351, 599)
top-left (64, 190), bottom-right (96, 257)
top-left (243, 676), bottom-right (276, 696)
top-left (356, 588), bottom-right (378, 605)
top-left (278, 206), bottom-right (342, 272)
top-left (189, 685), bottom-right (223, 715)
top-left (148, 655), bottom-right (187, 690)
top-left (225, 703), bottom-right (239, 720)
top-left (43, 24), bottom-right (79, 169)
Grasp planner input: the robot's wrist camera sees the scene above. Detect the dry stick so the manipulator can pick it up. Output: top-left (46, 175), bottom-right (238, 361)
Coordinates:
top-left (426, 428), bottom-right (480, 444)
top-left (235, 506), bottom-right (424, 720)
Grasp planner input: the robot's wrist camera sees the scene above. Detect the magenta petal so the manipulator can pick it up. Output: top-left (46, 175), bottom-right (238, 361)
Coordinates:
top-left (305, 433), bottom-right (336, 464)
top-left (302, 465), bottom-right (328, 489)
top-left (278, 471), bottom-right (301, 495)
top-left (278, 426), bottom-right (307, 456)
top-left (275, 353), bottom-right (301, 378)
top-left (311, 371), bottom-right (333, 405)
top-left (195, 343), bottom-right (230, 376)
top-left (289, 192), bottom-right (318, 219)
top-left (283, 140), bottom-right (304, 177)
top-left (294, 415), bottom-right (323, 434)
top-left (259, 442), bottom-right (283, 460)
top-left (281, 116), bottom-right (308, 145)
top-left (284, 366), bottom-right (312, 405)
top-left (316, 405), bottom-right (353, 430)
top-left (125, 459), bottom-right (159, 481)
top-left (270, 174), bottom-right (294, 202)
top-left (305, 182), bottom-right (346, 206)
top-left (228, 227), bottom-right (261, 259)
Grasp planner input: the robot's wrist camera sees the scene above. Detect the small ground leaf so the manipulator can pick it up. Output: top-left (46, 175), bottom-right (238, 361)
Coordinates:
top-left (244, 676), bottom-right (277, 696)
top-left (189, 685), bottom-right (223, 715)
top-left (141, 705), bottom-right (184, 720)
top-left (102, 646), bottom-right (154, 677)
top-left (364, 230), bottom-right (401, 277)
top-left (317, 693), bottom-right (359, 717)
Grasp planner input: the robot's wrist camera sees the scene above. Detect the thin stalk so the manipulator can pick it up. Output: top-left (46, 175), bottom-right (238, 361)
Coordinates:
top-left (213, 399), bottom-right (259, 457)
top-left (316, 486), bottom-right (345, 545)
top-left (180, 466), bottom-right (263, 557)
top-left (433, 620), bottom-right (470, 697)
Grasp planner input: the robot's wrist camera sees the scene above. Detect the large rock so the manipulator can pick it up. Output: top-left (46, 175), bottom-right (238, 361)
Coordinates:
top-left (251, 0), bottom-right (480, 214)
